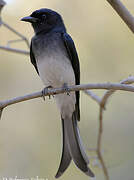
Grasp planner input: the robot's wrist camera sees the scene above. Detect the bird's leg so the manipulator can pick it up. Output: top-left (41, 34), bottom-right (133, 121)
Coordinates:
top-left (62, 83), bottom-right (70, 96)
top-left (42, 86), bottom-right (53, 101)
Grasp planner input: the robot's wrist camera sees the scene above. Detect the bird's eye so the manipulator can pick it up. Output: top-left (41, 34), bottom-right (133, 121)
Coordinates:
top-left (42, 14), bottom-right (46, 19)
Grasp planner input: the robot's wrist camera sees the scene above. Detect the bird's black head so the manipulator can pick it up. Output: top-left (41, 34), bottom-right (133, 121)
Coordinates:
top-left (21, 8), bottom-right (66, 34)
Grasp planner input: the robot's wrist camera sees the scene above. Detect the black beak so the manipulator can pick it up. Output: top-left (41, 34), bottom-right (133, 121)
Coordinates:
top-left (21, 16), bottom-right (39, 23)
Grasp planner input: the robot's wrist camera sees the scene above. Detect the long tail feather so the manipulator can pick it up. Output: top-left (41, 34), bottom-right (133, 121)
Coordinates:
top-left (65, 112), bottom-right (94, 177)
top-left (55, 118), bottom-right (72, 178)
top-left (56, 112), bottom-right (94, 178)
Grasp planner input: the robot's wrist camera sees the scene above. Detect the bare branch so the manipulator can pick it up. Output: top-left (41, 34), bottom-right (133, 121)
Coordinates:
top-left (0, 45), bottom-right (29, 55)
top-left (0, 91), bottom-right (42, 109)
top-left (97, 107), bottom-right (109, 180)
top-left (7, 39), bottom-right (26, 47)
top-left (106, 0), bottom-right (134, 33)
top-left (101, 76), bottom-right (134, 108)
top-left (0, 1), bottom-right (30, 53)
top-left (96, 76), bottom-right (134, 180)
top-left (84, 90), bottom-right (101, 105)
top-left (120, 76), bottom-right (134, 84)
top-left (2, 21), bottom-right (30, 48)
top-left (1, 82), bottom-right (134, 109)
top-left (84, 77), bottom-right (134, 108)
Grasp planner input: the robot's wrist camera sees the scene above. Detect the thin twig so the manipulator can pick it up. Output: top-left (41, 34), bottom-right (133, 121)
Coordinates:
top-left (7, 39), bottom-right (27, 47)
top-left (2, 21), bottom-right (30, 48)
top-left (97, 107), bottom-right (109, 180)
top-left (84, 90), bottom-right (101, 105)
top-left (0, 3), bottom-right (30, 51)
top-left (96, 106), bottom-right (109, 180)
top-left (120, 76), bottom-right (134, 84)
top-left (106, 0), bottom-right (134, 33)
top-left (0, 45), bottom-right (29, 55)
top-left (0, 20), bottom-right (30, 54)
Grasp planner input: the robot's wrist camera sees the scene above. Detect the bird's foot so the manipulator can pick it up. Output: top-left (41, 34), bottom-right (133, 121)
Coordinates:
top-left (63, 83), bottom-right (70, 96)
top-left (42, 86), bottom-right (53, 101)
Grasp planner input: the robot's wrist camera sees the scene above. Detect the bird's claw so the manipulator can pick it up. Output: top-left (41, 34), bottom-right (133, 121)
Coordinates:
top-left (42, 86), bottom-right (53, 101)
top-left (63, 83), bottom-right (70, 96)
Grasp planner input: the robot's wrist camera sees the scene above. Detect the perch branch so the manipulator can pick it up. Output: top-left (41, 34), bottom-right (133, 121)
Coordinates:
top-left (1, 82), bottom-right (134, 109)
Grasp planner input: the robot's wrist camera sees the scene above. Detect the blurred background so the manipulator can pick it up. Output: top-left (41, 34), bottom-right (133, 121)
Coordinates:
top-left (0, 0), bottom-right (134, 179)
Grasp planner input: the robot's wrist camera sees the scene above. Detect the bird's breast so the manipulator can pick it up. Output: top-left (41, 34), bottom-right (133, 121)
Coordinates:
top-left (36, 51), bottom-right (75, 88)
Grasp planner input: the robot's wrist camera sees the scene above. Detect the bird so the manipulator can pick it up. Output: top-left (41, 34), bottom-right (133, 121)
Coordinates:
top-left (21, 8), bottom-right (94, 178)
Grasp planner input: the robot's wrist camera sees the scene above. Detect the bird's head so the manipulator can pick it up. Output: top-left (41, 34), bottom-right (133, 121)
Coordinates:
top-left (21, 8), bottom-right (66, 34)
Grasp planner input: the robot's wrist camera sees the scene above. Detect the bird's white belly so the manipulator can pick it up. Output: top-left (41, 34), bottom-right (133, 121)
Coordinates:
top-left (37, 55), bottom-right (75, 88)
top-left (37, 54), bottom-right (76, 118)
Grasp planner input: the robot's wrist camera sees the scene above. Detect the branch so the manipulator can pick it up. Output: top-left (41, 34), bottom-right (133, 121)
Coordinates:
top-left (96, 76), bottom-right (134, 180)
top-left (101, 76), bottom-right (134, 108)
top-left (2, 21), bottom-right (30, 48)
top-left (0, 45), bottom-right (29, 55)
top-left (84, 90), bottom-right (102, 105)
top-left (106, 0), bottom-right (134, 33)
top-left (1, 82), bottom-right (134, 109)
top-left (0, 3), bottom-right (30, 52)
top-left (97, 107), bottom-right (109, 180)
top-left (0, 1), bottom-right (30, 50)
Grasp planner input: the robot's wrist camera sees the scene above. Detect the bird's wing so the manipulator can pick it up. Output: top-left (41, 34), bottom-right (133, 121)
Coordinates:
top-left (62, 33), bottom-right (80, 121)
top-left (30, 41), bottom-right (39, 75)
